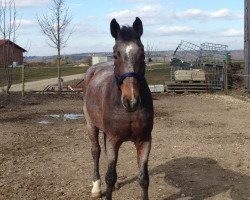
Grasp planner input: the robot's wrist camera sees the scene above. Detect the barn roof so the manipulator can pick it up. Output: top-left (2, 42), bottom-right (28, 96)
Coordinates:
top-left (0, 39), bottom-right (27, 52)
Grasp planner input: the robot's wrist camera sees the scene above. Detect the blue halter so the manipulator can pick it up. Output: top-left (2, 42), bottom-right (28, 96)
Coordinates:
top-left (115, 72), bottom-right (144, 86)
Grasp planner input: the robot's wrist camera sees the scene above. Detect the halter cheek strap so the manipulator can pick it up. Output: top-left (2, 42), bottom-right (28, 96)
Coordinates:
top-left (115, 72), bottom-right (144, 86)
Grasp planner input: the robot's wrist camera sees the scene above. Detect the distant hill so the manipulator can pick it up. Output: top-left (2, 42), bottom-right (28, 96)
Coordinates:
top-left (25, 52), bottom-right (112, 63)
top-left (25, 50), bottom-right (244, 63)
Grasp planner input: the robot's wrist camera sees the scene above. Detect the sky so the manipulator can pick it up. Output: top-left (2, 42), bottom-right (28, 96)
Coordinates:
top-left (2, 0), bottom-right (244, 56)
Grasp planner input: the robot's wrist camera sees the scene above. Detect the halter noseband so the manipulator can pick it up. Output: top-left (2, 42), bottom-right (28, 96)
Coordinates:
top-left (115, 72), bottom-right (144, 86)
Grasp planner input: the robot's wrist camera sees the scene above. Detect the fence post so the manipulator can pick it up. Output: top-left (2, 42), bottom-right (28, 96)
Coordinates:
top-left (245, 0), bottom-right (250, 91)
top-left (223, 60), bottom-right (228, 93)
top-left (22, 65), bottom-right (25, 96)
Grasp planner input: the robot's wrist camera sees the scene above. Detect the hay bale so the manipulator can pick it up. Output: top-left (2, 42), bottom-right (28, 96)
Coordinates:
top-left (174, 69), bottom-right (206, 81)
top-left (191, 69), bottom-right (206, 81)
top-left (174, 70), bottom-right (192, 81)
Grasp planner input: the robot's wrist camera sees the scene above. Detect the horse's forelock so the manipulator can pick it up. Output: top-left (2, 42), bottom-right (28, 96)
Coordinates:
top-left (119, 26), bottom-right (139, 42)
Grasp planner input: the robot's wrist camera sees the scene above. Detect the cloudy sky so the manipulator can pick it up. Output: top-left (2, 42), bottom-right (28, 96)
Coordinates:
top-left (5, 0), bottom-right (244, 56)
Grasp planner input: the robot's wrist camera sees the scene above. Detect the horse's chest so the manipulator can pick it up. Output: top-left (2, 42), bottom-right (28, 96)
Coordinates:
top-left (103, 109), bottom-right (151, 140)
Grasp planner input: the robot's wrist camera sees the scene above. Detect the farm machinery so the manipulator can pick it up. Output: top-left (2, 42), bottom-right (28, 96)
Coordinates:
top-left (167, 40), bottom-right (228, 92)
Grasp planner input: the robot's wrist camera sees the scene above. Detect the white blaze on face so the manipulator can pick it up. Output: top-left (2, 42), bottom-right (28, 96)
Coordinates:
top-left (125, 43), bottom-right (138, 57)
top-left (125, 44), bottom-right (133, 56)
top-left (123, 43), bottom-right (139, 102)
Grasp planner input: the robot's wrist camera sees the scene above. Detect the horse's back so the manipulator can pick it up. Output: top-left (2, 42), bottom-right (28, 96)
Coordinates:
top-left (84, 61), bottom-right (114, 87)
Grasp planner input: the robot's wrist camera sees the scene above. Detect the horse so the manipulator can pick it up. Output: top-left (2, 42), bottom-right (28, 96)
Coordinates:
top-left (83, 17), bottom-right (154, 200)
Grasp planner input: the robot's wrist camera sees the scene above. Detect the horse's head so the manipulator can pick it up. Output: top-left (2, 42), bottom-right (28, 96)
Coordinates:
top-left (110, 17), bottom-right (145, 112)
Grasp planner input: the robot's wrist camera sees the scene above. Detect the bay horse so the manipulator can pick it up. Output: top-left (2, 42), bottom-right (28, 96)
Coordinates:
top-left (83, 17), bottom-right (154, 200)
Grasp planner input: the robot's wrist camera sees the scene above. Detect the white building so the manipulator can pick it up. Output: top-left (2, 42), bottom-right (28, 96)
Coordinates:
top-left (92, 55), bottom-right (113, 65)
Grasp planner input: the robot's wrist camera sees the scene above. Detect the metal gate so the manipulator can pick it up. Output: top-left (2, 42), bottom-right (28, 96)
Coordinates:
top-left (170, 40), bottom-right (228, 91)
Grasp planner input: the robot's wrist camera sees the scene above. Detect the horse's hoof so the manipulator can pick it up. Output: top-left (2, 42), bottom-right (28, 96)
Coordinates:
top-left (91, 180), bottom-right (102, 198)
top-left (91, 191), bottom-right (102, 199)
top-left (114, 182), bottom-right (120, 190)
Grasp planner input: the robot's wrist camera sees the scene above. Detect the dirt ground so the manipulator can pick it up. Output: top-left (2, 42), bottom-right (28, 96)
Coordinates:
top-left (0, 92), bottom-right (250, 200)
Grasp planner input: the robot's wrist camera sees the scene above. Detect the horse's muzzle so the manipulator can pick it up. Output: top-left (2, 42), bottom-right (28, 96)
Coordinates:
top-left (122, 96), bottom-right (141, 112)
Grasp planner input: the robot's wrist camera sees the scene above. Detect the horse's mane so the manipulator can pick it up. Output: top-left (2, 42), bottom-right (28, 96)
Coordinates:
top-left (119, 26), bottom-right (139, 41)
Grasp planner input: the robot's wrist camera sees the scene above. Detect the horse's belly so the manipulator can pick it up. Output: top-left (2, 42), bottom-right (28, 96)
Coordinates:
top-left (84, 93), bottom-right (104, 128)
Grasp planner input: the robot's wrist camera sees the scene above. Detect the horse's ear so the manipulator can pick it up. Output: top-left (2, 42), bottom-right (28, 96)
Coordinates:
top-left (133, 17), bottom-right (143, 38)
top-left (110, 18), bottom-right (120, 39)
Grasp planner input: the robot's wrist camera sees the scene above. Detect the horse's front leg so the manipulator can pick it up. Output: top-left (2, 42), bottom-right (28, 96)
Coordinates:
top-left (87, 124), bottom-right (102, 198)
top-left (105, 138), bottom-right (120, 200)
top-left (135, 139), bottom-right (151, 200)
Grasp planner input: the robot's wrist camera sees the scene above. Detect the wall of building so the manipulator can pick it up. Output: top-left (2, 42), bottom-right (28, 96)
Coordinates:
top-left (0, 47), bottom-right (5, 68)
top-left (92, 56), bottom-right (113, 66)
top-left (0, 44), bottom-right (24, 68)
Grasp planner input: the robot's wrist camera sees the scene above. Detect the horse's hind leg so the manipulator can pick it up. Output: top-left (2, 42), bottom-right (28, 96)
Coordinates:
top-left (87, 124), bottom-right (102, 198)
top-left (135, 139), bottom-right (151, 200)
top-left (105, 138), bottom-right (120, 200)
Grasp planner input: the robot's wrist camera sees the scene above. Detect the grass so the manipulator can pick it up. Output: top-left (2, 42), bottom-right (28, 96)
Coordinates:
top-left (0, 64), bottom-right (89, 87)
top-left (24, 65), bottom-right (88, 82)
top-left (145, 63), bottom-right (170, 85)
top-left (0, 63), bottom-right (170, 87)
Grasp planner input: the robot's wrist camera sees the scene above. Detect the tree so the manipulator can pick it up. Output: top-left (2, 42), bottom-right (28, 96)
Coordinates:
top-left (0, 0), bottom-right (20, 93)
top-left (146, 41), bottom-right (156, 71)
top-left (37, 0), bottom-right (73, 93)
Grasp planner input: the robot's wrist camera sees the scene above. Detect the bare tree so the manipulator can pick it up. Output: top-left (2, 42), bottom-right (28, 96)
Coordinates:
top-left (146, 41), bottom-right (156, 71)
top-left (0, 0), bottom-right (20, 93)
top-left (37, 0), bottom-right (73, 93)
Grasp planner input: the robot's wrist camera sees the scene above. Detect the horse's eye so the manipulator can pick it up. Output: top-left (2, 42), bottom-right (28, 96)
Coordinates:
top-left (139, 53), bottom-right (145, 59)
top-left (113, 51), bottom-right (120, 59)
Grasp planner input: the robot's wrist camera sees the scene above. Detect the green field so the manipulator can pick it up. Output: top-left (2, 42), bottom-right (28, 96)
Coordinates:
top-left (0, 63), bottom-right (170, 88)
top-left (0, 65), bottom-right (89, 87)
top-left (145, 63), bottom-right (170, 85)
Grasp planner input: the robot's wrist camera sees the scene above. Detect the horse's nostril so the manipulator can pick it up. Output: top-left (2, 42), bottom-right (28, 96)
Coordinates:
top-left (122, 96), bottom-right (140, 112)
top-left (136, 96), bottom-right (141, 106)
top-left (122, 96), bottom-right (130, 108)
top-left (130, 98), bottom-right (139, 108)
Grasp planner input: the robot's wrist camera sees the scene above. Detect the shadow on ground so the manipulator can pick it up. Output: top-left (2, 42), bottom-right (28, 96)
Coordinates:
top-left (119, 157), bottom-right (250, 200)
